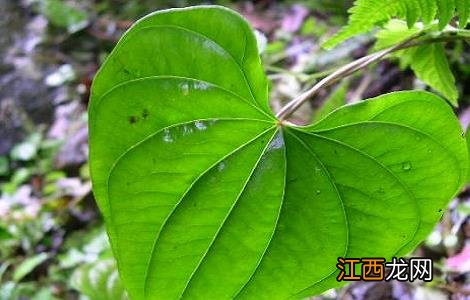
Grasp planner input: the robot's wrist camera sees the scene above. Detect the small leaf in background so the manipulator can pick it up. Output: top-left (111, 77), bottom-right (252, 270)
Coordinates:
top-left (11, 168), bottom-right (31, 185)
top-left (456, 201), bottom-right (470, 215)
top-left (312, 81), bottom-right (348, 121)
top-left (40, 0), bottom-right (88, 33)
top-left (10, 143), bottom-right (37, 161)
top-left (375, 20), bottom-right (458, 106)
top-left (456, 0), bottom-right (470, 28)
top-left (254, 30), bottom-right (268, 54)
top-left (79, 162), bottom-right (90, 180)
top-left (44, 171), bottom-right (66, 182)
top-left (10, 133), bottom-right (42, 161)
top-left (70, 259), bottom-right (127, 300)
top-left (300, 17), bottom-right (316, 35)
top-left (58, 249), bottom-right (86, 269)
top-left (0, 226), bottom-right (12, 240)
top-left (58, 227), bottom-right (113, 270)
top-left (31, 288), bottom-right (59, 300)
top-left (374, 20), bottom-right (422, 50)
top-left (13, 252), bottom-right (48, 282)
top-left (323, 0), bottom-right (464, 48)
top-left (0, 156), bottom-right (9, 176)
top-left (0, 282), bottom-right (16, 300)
top-left (425, 230), bottom-right (442, 247)
top-left (264, 40), bottom-right (286, 57)
top-left (2, 168), bottom-right (32, 195)
top-left (0, 261), bottom-right (11, 283)
top-left (44, 64), bottom-right (76, 87)
top-left (408, 43), bottom-right (458, 106)
top-left (436, 0), bottom-right (455, 29)
top-left (0, 282), bottom-right (54, 300)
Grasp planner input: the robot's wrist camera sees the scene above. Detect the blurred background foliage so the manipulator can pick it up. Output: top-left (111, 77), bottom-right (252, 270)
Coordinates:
top-left (0, 0), bottom-right (468, 299)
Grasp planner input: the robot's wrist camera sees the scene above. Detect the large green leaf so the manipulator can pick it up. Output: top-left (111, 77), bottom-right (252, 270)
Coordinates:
top-left (89, 5), bottom-right (468, 299)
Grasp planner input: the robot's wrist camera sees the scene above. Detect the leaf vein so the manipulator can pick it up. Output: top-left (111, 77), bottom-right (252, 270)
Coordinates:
top-left (139, 125), bottom-right (277, 296)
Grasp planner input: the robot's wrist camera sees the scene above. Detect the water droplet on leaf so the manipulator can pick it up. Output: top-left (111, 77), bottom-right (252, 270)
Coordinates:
top-left (163, 128), bottom-right (174, 143)
top-left (194, 121), bottom-right (207, 131)
top-left (402, 161), bottom-right (412, 171)
top-left (182, 125), bottom-right (193, 136)
top-left (193, 81), bottom-right (209, 90)
top-left (180, 82), bottom-right (189, 96)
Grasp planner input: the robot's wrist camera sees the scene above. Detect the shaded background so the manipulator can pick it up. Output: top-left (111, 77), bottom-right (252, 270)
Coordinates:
top-left (0, 0), bottom-right (468, 299)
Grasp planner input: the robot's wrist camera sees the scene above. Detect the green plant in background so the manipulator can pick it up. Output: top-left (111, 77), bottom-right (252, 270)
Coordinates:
top-left (71, 259), bottom-right (127, 300)
top-left (89, 4), bottom-right (469, 300)
top-left (323, 0), bottom-right (470, 107)
top-left (37, 0), bottom-right (89, 33)
top-left (373, 20), bottom-right (459, 104)
top-left (325, 0), bottom-right (470, 48)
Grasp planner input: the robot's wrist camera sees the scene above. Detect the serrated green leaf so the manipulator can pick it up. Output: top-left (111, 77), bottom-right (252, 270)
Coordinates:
top-left (374, 20), bottom-right (422, 50)
top-left (89, 6), bottom-right (468, 299)
top-left (456, 0), bottom-right (470, 27)
top-left (379, 35), bottom-right (459, 105)
top-left (405, 0), bottom-right (421, 27)
top-left (323, 0), bottom-right (464, 48)
top-left (437, 0), bottom-right (455, 29)
top-left (409, 43), bottom-right (458, 105)
top-left (374, 20), bottom-right (459, 104)
top-left (322, 0), bottom-right (399, 49)
top-left (422, 0), bottom-right (439, 23)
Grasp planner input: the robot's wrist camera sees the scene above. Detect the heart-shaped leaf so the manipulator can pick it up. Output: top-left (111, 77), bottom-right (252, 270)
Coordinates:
top-left (89, 6), bottom-right (468, 299)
